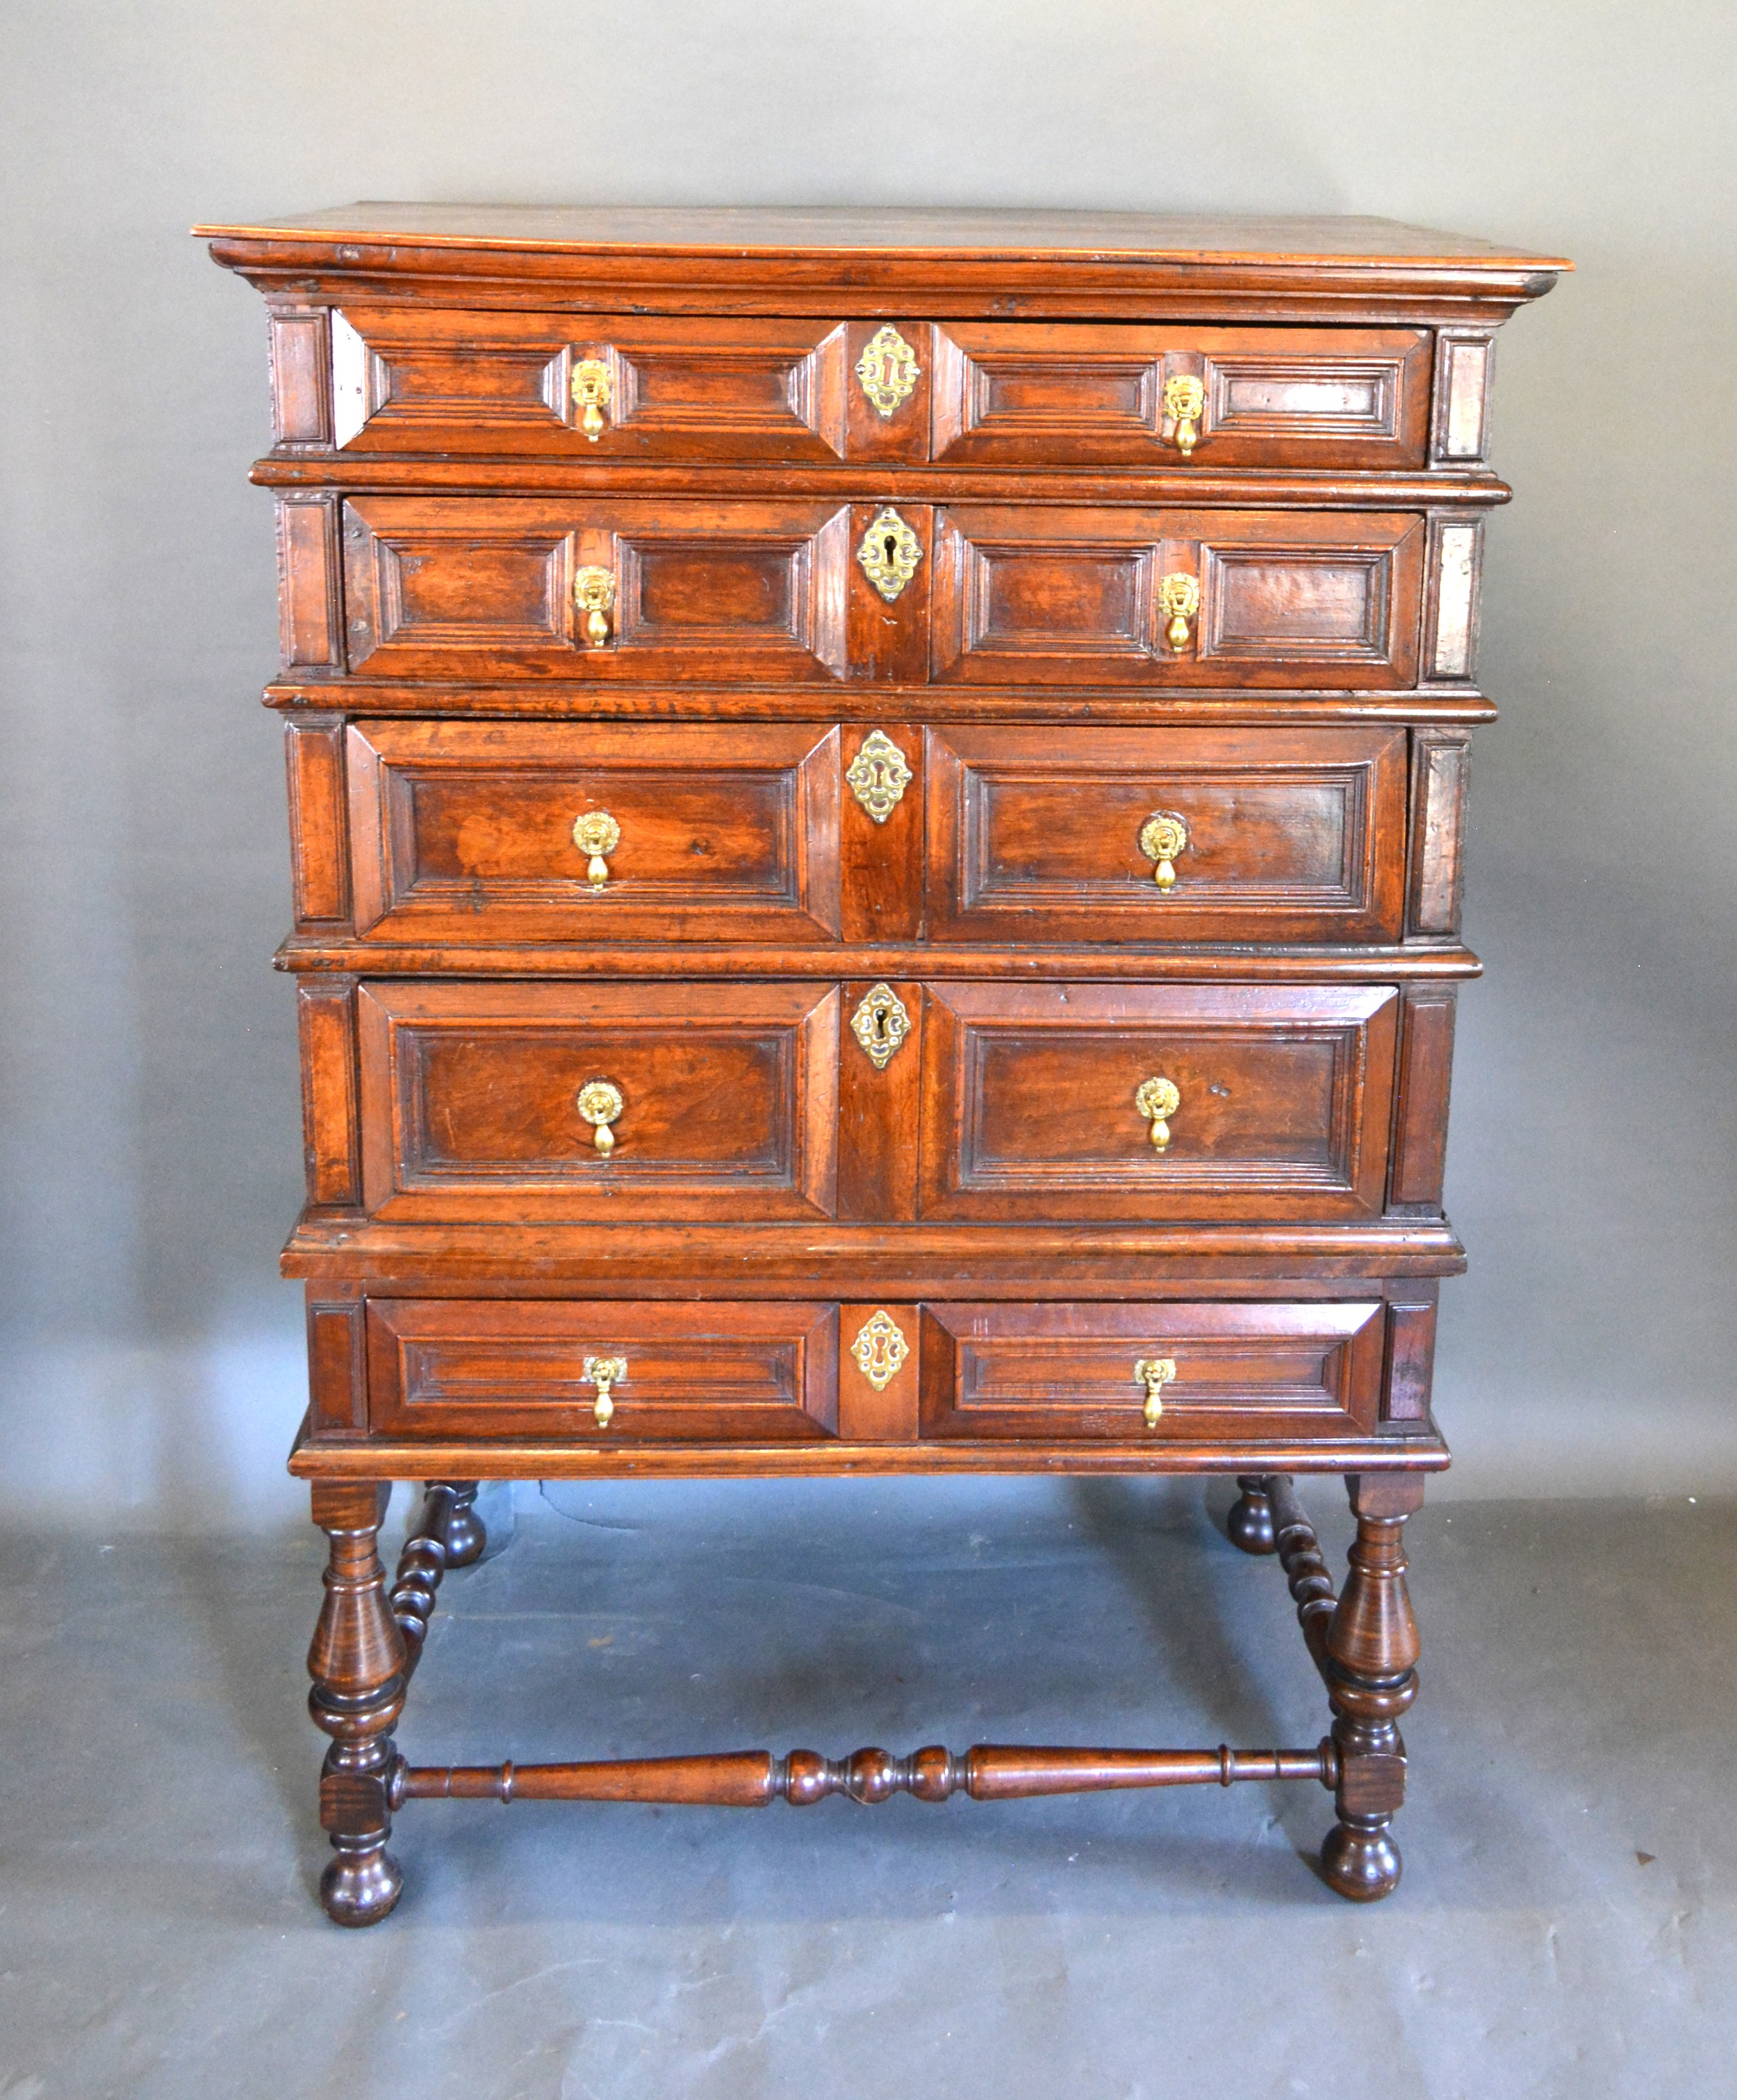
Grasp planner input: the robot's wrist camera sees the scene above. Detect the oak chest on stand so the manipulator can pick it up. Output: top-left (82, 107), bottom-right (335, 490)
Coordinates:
top-left (197, 205), bottom-right (1566, 1921)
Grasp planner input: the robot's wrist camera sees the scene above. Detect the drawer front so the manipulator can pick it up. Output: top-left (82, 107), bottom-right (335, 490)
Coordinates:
top-left (367, 1299), bottom-right (840, 1441)
top-left (356, 981), bottom-right (839, 1222)
top-left (925, 725), bottom-right (1408, 944)
top-left (919, 1300), bottom-right (1385, 1443)
top-left (930, 325), bottom-right (1431, 469)
top-left (347, 721), bottom-right (843, 942)
top-left (340, 497), bottom-right (923, 682)
top-left (918, 983), bottom-right (1399, 1222)
top-left (930, 508), bottom-right (1423, 688)
top-left (329, 310), bottom-right (857, 461)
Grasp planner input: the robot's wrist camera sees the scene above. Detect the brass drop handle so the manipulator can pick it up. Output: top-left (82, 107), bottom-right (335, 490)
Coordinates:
top-left (1159, 573), bottom-right (1200, 655)
top-left (576, 1078), bottom-right (624, 1154)
top-left (575, 566), bottom-right (616, 648)
top-left (1135, 1076), bottom-right (1181, 1151)
top-left (1135, 1356), bottom-right (1176, 1428)
top-left (573, 810), bottom-right (621, 887)
top-left (1163, 374), bottom-right (1205, 457)
top-left (1138, 811), bottom-right (1189, 891)
top-left (584, 1354), bottom-right (625, 1428)
top-left (572, 358), bottom-right (613, 441)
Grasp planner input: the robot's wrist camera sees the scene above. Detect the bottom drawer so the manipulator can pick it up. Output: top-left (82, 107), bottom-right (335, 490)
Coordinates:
top-left (918, 1301), bottom-right (1385, 1443)
top-left (366, 1299), bottom-right (840, 1441)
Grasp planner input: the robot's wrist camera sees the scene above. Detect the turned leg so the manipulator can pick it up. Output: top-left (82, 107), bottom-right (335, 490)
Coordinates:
top-left (1320, 1473), bottom-right (1424, 1903)
top-left (308, 1482), bottom-right (408, 1926)
top-left (389, 1481), bottom-right (484, 1674)
top-left (1225, 1474), bottom-right (1277, 1555)
top-left (432, 1480), bottom-right (486, 1568)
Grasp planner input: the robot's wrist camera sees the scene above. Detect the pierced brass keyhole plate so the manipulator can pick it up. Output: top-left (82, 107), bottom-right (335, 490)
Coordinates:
top-left (857, 507), bottom-right (922, 601)
top-left (851, 1309), bottom-right (910, 1391)
top-left (846, 730), bottom-right (912, 823)
top-left (850, 983), bottom-right (911, 1069)
top-left (855, 326), bottom-right (919, 417)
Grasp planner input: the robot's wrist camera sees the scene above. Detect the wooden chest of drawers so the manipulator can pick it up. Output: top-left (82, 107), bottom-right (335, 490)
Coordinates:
top-left (200, 206), bottom-right (1566, 1923)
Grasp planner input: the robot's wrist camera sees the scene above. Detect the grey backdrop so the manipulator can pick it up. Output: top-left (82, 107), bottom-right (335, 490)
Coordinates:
top-left (3, 1), bottom-right (1733, 1527)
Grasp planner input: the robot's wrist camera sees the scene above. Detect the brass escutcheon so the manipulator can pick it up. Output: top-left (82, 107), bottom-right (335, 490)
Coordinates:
top-left (1163, 373), bottom-right (1205, 457)
top-left (572, 357), bottom-right (614, 441)
top-left (584, 1354), bottom-right (626, 1428)
top-left (846, 730), bottom-right (912, 823)
top-left (851, 1310), bottom-right (909, 1391)
top-left (855, 325), bottom-right (919, 417)
top-left (857, 507), bottom-right (922, 601)
top-left (1138, 810), bottom-right (1189, 891)
top-left (1158, 571), bottom-right (1200, 655)
top-left (573, 810), bottom-right (621, 887)
top-left (1135, 1075), bottom-right (1181, 1151)
top-left (850, 983), bottom-right (911, 1069)
top-left (576, 1078), bottom-right (624, 1155)
top-left (575, 566), bottom-right (616, 648)
top-left (1135, 1356), bottom-right (1176, 1428)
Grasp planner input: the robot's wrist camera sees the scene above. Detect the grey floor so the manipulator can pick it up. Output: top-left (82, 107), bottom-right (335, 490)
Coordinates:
top-left (1, 1481), bottom-right (1731, 2099)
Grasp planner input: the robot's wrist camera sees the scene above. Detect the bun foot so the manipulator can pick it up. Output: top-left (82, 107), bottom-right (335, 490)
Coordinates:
top-left (320, 1843), bottom-right (404, 1926)
top-left (1226, 1476), bottom-right (1277, 1555)
top-left (436, 1482), bottom-right (486, 1568)
top-left (1321, 1819), bottom-right (1402, 1901)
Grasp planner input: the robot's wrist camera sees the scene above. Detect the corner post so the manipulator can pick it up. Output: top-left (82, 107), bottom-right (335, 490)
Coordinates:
top-left (308, 1480), bottom-right (407, 1926)
top-left (1321, 1471), bottom-right (1424, 1901)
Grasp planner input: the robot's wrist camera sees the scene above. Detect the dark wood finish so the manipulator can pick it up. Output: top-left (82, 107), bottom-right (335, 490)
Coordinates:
top-left (345, 720), bottom-right (843, 944)
top-left (365, 1297), bottom-right (841, 1441)
top-left (918, 982), bottom-right (1399, 1222)
top-left (306, 1481), bottom-right (406, 1925)
top-left (204, 208), bottom-right (1562, 1917)
top-left (400, 1740), bottom-right (1337, 1805)
top-left (354, 979), bottom-right (841, 1224)
top-left (925, 724), bottom-right (1408, 945)
top-left (918, 1300), bottom-right (1385, 1443)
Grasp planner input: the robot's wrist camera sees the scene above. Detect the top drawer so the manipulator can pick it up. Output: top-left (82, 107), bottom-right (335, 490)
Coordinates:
top-left (290, 310), bottom-right (1431, 471)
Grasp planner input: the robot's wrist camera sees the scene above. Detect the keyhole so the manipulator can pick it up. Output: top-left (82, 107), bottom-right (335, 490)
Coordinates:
top-left (883, 532), bottom-right (898, 566)
top-left (873, 1010), bottom-right (889, 1043)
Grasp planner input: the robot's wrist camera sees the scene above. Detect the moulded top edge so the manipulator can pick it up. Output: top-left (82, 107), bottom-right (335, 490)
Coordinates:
top-left (191, 203), bottom-right (1573, 275)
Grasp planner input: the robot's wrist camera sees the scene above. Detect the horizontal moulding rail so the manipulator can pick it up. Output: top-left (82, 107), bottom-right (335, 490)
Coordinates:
top-left (394, 1740), bottom-right (1340, 1808)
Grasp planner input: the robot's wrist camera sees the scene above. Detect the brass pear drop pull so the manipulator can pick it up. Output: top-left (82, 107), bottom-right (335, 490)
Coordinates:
top-left (1163, 374), bottom-right (1205, 457)
top-left (576, 1078), bottom-right (624, 1154)
top-left (572, 358), bottom-right (614, 441)
top-left (572, 810), bottom-right (621, 887)
top-left (1135, 1356), bottom-right (1176, 1428)
top-left (1135, 1076), bottom-right (1181, 1151)
top-left (1159, 573), bottom-right (1200, 655)
top-left (575, 566), bottom-right (616, 648)
top-left (1138, 811), bottom-right (1189, 891)
top-left (584, 1354), bottom-right (625, 1428)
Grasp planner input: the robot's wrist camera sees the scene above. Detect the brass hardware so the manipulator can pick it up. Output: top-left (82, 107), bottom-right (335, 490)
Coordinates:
top-left (1159, 572), bottom-right (1199, 655)
top-left (575, 1078), bottom-right (624, 1154)
top-left (855, 325), bottom-right (919, 417)
top-left (572, 810), bottom-right (621, 887)
top-left (850, 983), bottom-right (911, 1069)
top-left (583, 1354), bottom-right (626, 1428)
top-left (1138, 811), bottom-right (1189, 891)
top-left (1135, 1076), bottom-right (1181, 1151)
top-left (572, 357), bottom-right (614, 441)
top-left (856, 507), bottom-right (922, 602)
top-left (851, 1309), bottom-right (909, 1391)
top-left (1135, 1356), bottom-right (1176, 1428)
top-left (1163, 373), bottom-right (1205, 457)
top-left (575, 566), bottom-right (616, 648)
top-left (846, 730), bottom-right (912, 823)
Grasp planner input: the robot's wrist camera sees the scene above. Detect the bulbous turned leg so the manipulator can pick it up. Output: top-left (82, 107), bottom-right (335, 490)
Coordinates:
top-left (1321, 1473), bottom-right (1424, 1903)
top-left (1226, 1474), bottom-right (1277, 1555)
top-left (432, 1480), bottom-right (486, 1568)
top-left (308, 1482), bottom-right (408, 1926)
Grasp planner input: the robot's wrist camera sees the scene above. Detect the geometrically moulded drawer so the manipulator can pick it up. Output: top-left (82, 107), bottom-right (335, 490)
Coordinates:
top-left (347, 979), bottom-right (1401, 1227)
top-left (307, 310), bottom-right (1431, 471)
top-left (335, 719), bottom-right (1410, 947)
top-left (355, 1296), bottom-right (1388, 1447)
top-left (330, 498), bottom-right (1425, 688)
